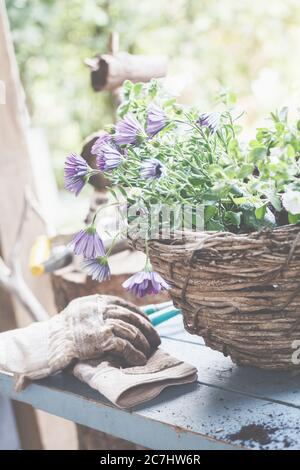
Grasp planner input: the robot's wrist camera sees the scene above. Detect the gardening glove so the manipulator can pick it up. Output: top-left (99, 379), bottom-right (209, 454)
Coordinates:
top-left (73, 349), bottom-right (198, 409)
top-left (0, 294), bottom-right (161, 389)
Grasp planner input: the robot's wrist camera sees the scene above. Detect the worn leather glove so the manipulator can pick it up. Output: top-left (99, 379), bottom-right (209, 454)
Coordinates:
top-left (73, 349), bottom-right (197, 409)
top-left (0, 295), bottom-right (161, 388)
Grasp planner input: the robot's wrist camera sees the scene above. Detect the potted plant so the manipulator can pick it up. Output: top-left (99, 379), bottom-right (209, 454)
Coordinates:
top-left (65, 80), bottom-right (300, 369)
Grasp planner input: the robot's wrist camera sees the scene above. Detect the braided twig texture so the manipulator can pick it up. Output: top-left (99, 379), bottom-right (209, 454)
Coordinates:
top-left (137, 225), bottom-right (300, 369)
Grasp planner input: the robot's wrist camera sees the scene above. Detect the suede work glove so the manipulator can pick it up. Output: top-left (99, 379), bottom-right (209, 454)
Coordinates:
top-left (0, 295), bottom-right (161, 389)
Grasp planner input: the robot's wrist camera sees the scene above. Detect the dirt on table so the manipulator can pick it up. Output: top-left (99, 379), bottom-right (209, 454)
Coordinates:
top-left (227, 424), bottom-right (278, 446)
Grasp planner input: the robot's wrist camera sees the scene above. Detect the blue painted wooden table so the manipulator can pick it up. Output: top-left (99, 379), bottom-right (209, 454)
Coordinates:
top-left (1, 315), bottom-right (300, 450)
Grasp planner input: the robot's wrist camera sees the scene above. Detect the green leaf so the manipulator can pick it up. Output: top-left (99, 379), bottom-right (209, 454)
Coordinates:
top-left (286, 144), bottom-right (296, 158)
top-left (123, 80), bottom-right (133, 92)
top-left (118, 101), bottom-right (130, 117)
top-left (118, 185), bottom-right (128, 199)
top-left (249, 147), bottom-right (267, 163)
top-left (207, 220), bottom-right (225, 231)
top-left (224, 211), bottom-right (242, 228)
top-left (232, 196), bottom-right (249, 205)
top-left (275, 122), bottom-right (285, 133)
top-left (239, 164), bottom-right (254, 178)
top-left (255, 205), bottom-right (267, 220)
top-left (205, 205), bottom-right (219, 220)
top-left (242, 206), bottom-right (276, 231)
top-left (108, 187), bottom-right (119, 202)
top-left (288, 213), bottom-right (300, 224)
top-left (202, 191), bottom-right (220, 202)
top-left (265, 189), bottom-right (282, 211)
top-left (133, 82), bottom-right (143, 96)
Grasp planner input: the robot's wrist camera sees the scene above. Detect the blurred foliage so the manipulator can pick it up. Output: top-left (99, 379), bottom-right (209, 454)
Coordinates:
top-left (6, 0), bottom-right (300, 187)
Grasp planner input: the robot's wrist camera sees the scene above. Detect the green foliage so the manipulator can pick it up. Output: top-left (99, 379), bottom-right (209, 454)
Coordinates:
top-left (100, 80), bottom-right (300, 233)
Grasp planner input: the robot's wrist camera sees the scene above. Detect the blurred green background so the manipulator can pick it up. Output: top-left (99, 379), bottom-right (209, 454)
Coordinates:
top-left (7, 0), bottom-right (300, 188)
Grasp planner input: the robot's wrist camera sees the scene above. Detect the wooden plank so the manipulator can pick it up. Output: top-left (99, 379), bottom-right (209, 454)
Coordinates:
top-left (158, 316), bottom-right (300, 409)
top-left (0, 396), bottom-right (20, 450)
top-left (0, 372), bottom-right (236, 450)
top-left (1, 370), bottom-right (300, 450)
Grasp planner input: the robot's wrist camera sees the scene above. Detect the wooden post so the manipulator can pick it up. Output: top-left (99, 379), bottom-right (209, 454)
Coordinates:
top-left (0, 0), bottom-right (55, 449)
top-left (85, 31), bottom-right (168, 93)
top-left (87, 52), bottom-right (168, 92)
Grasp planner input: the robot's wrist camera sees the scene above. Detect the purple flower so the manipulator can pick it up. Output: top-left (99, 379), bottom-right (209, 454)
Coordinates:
top-left (91, 132), bottom-right (112, 156)
top-left (115, 113), bottom-right (145, 146)
top-left (140, 158), bottom-right (164, 179)
top-left (122, 269), bottom-right (170, 297)
top-left (82, 257), bottom-right (111, 283)
top-left (97, 144), bottom-right (123, 171)
top-left (70, 226), bottom-right (105, 259)
top-left (64, 153), bottom-right (89, 196)
top-left (146, 103), bottom-right (167, 138)
top-left (198, 112), bottom-right (220, 133)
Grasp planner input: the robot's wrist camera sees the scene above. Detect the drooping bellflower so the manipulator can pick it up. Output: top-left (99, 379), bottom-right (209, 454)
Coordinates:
top-left (64, 153), bottom-right (89, 196)
top-left (122, 269), bottom-right (170, 297)
top-left (82, 257), bottom-right (111, 282)
top-left (70, 226), bottom-right (105, 259)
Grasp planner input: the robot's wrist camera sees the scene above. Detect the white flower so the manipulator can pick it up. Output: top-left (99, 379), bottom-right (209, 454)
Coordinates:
top-left (269, 147), bottom-right (283, 164)
top-left (282, 190), bottom-right (300, 215)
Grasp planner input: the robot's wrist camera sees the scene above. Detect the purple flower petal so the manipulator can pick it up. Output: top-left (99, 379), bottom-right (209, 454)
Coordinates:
top-left (198, 112), bottom-right (220, 133)
top-left (82, 257), bottom-right (111, 283)
top-left (146, 103), bottom-right (167, 138)
top-left (115, 114), bottom-right (145, 146)
top-left (140, 158), bottom-right (164, 180)
top-left (122, 269), bottom-right (170, 297)
top-left (64, 153), bottom-right (89, 196)
top-left (69, 227), bottom-right (105, 259)
top-left (91, 132), bottom-right (112, 156)
top-left (97, 144), bottom-right (123, 171)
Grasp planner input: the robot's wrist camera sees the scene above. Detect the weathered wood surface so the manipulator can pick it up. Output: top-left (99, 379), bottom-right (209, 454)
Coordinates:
top-left (0, 395), bottom-right (20, 450)
top-left (87, 52), bottom-right (167, 92)
top-left (1, 315), bottom-right (300, 450)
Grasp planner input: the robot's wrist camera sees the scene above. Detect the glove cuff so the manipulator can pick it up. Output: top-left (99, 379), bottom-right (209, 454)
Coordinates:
top-left (48, 315), bottom-right (76, 372)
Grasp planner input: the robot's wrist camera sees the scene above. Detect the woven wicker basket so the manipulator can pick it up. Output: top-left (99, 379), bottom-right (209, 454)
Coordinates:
top-left (138, 224), bottom-right (300, 370)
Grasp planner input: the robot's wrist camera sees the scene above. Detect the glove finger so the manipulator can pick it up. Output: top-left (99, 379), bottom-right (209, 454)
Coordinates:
top-left (108, 337), bottom-right (147, 366)
top-left (106, 318), bottom-right (151, 357)
top-left (103, 296), bottom-right (146, 317)
top-left (105, 306), bottom-right (161, 350)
